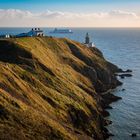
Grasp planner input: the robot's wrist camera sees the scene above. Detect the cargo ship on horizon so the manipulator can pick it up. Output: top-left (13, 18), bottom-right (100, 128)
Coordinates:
top-left (50, 28), bottom-right (73, 34)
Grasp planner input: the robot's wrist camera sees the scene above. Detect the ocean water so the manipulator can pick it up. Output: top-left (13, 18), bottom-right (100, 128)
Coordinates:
top-left (0, 28), bottom-right (140, 140)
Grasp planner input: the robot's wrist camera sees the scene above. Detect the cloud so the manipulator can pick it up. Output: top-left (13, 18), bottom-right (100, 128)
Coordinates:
top-left (0, 9), bottom-right (33, 19)
top-left (109, 10), bottom-right (139, 19)
top-left (40, 10), bottom-right (65, 18)
top-left (0, 9), bottom-right (139, 27)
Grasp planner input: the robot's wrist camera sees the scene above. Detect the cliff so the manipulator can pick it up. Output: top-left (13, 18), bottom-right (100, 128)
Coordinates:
top-left (0, 37), bottom-right (121, 140)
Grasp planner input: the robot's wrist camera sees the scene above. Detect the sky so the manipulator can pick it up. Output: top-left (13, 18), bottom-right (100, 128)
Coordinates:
top-left (0, 0), bottom-right (140, 27)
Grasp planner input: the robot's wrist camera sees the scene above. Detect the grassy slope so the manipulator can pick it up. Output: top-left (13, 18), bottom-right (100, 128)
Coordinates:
top-left (0, 37), bottom-right (119, 140)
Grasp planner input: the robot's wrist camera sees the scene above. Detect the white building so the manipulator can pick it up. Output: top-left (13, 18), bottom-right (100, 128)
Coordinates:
top-left (16, 28), bottom-right (44, 38)
top-left (0, 34), bottom-right (10, 38)
top-left (5, 34), bottom-right (10, 38)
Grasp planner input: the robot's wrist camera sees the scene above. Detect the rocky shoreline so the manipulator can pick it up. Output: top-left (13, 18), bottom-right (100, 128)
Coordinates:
top-left (101, 92), bottom-right (122, 139)
top-left (101, 69), bottom-right (133, 139)
top-left (0, 37), bottom-right (133, 140)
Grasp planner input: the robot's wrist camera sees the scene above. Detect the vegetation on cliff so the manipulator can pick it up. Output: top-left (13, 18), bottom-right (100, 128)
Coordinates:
top-left (0, 37), bottom-right (121, 140)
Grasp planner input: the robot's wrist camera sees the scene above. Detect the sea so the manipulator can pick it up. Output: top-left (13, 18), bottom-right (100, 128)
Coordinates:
top-left (0, 28), bottom-right (140, 140)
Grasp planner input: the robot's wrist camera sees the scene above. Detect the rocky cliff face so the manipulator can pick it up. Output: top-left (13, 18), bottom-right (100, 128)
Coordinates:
top-left (0, 37), bottom-right (121, 140)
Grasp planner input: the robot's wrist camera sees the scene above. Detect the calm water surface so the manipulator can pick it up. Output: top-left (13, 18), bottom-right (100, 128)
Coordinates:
top-left (0, 28), bottom-right (140, 140)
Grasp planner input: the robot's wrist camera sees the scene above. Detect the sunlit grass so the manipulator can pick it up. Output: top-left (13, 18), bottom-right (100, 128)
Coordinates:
top-left (0, 36), bottom-right (118, 139)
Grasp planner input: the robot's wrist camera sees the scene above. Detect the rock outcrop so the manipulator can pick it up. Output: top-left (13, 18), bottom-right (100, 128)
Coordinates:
top-left (0, 37), bottom-right (122, 140)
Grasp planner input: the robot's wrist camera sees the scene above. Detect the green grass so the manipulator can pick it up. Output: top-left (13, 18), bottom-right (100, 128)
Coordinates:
top-left (0, 37), bottom-right (119, 140)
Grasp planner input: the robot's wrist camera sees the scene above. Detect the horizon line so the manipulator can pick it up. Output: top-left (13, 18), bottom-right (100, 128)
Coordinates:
top-left (0, 27), bottom-right (140, 28)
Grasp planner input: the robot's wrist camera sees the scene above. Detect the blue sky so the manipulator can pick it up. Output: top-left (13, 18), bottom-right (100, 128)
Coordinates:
top-left (0, 0), bottom-right (140, 27)
top-left (0, 0), bottom-right (140, 12)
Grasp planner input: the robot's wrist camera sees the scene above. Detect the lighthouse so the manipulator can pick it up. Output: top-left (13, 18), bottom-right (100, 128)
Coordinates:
top-left (84, 33), bottom-right (95, 47)
top-left (85, 33), bottom-right (90, 44)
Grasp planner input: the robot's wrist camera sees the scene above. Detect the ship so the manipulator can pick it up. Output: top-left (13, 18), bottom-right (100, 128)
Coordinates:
top-left (50, 28), bottom-right (73, 34)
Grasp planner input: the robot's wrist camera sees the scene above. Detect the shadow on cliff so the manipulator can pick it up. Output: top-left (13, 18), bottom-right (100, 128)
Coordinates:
top-left (0, 40), bottom-right (32, 64)
top-left (0, 40), bottom-right (55, 76)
